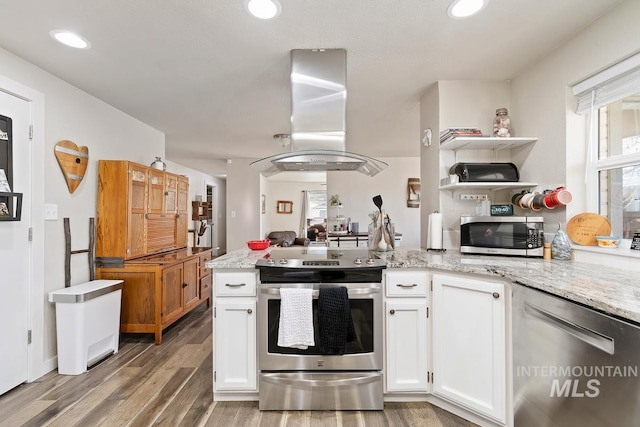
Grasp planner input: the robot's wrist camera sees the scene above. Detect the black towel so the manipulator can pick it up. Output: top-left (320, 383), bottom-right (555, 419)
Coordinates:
top-left (318, 286), bottom-right (356, 355)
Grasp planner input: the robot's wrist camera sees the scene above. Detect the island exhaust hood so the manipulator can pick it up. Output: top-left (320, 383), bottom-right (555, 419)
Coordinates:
top-left (250, 49), bottom-right (387, 177)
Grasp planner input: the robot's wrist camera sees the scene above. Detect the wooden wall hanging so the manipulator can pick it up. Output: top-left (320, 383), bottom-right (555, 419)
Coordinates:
top-left (54, 140), bottom-right (89, 194)
top-left (407, 178), bottom-right (420, 208)
top-left (277, 200), bottom-right (293, 214)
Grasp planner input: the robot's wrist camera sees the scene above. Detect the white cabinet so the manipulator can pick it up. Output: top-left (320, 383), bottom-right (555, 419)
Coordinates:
top-left (213, 270), bottom-right (257, 393)
top-left (215, 299), bottom-right (256, 391)
top-left (431, 273), bottom-right (506, 424)
top-left (384, 270), bottom-right (429, 392)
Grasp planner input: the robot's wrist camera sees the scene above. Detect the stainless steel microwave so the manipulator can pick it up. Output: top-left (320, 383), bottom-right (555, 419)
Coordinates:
top-left (460, 216), bottom-right (544, 257)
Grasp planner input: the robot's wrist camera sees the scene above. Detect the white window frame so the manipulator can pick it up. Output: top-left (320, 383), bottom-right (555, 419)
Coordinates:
top-left (573, 53), bottom-right (640, 235)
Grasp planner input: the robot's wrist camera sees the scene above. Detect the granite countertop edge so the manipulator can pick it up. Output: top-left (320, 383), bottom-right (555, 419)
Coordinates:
top-left (207, 247), bottom-right (640, 324)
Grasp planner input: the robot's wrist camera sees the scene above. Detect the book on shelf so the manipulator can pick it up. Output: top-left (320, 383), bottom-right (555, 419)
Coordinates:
top-left (439, 128), bottom-right (484, 144)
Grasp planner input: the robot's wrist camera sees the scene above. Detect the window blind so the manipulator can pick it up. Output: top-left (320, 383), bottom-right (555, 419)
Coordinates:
top-left (573, 52), bottom-right (640, 114)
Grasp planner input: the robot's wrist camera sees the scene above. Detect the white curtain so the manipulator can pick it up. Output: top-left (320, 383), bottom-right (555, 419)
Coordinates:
top-left (300, 190), bottom-right (308, 238)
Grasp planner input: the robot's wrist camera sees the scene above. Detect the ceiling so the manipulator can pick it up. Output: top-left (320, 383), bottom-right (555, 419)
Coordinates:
top-left (0, 0), bottom-right (626, 176)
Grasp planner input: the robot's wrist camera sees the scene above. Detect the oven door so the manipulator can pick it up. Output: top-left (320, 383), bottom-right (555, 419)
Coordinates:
top-left (258, 283), bottom-right (382, 371)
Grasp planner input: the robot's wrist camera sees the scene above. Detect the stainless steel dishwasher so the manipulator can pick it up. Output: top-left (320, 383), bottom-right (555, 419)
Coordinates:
top-left (512, 282), bottom-right (640, 426)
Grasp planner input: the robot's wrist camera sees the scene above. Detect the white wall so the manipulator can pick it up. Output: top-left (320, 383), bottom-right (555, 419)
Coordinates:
top-left (263, 180), bottom-right (325, 236)
top-left (420, 80), bottom-right (512, 248)
top-left (510, 0), bottom-right (640, 267)
top-left (226, 158), bottom-right (262, 252)
top-left (0, 47), bottom-right (220, 377)
top-left (327, 157), bottom-right (421, 248)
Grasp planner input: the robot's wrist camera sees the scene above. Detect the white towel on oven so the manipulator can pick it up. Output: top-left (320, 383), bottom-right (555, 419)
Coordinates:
top-left (277, 287), bottom-right (315, 350)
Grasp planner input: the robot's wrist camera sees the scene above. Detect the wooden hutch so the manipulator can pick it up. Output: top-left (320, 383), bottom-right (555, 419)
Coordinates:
top-left (95, 160), bottom-right (212, 344)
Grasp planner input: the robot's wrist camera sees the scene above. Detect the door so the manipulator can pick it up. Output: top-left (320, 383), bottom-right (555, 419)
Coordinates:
top-left (432, 273), bottom-right (506, 423)
top-left (385, 300), bottom-right (428, 392)
top-left (215, 299), bottom-right (256, 391)
top-left (176, 175), bottom-right (188, 248)
top-left (148, 169), bottom-right (165, 214)
top-left (0, 91), bottom-right (31, 394)
top-left (183, 257), bottom-right (199, 310)
top-left (161, 263), bottom-right (184, 324)
top-left (127, 163), bottom-right (147, 258)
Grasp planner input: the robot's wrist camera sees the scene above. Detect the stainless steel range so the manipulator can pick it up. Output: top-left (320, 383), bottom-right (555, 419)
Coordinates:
top-left (255, 247), bottom-right (386, 411)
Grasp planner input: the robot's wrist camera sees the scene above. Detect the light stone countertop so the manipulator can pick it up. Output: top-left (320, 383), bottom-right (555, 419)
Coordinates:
top-left (207, 247), bottom-right (640, 324)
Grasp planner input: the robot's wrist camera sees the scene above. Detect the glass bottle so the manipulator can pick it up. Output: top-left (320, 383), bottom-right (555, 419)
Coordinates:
top-left (493, 108), bottom-right (511, 137)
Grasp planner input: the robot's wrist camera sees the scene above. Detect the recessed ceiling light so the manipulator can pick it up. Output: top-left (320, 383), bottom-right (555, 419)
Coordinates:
top-left (447, 0), bottom-right (489, 19)
top-left (245, 0), bottom-right (281, 20)
top-left (50, 30), bottom-right (91, 49)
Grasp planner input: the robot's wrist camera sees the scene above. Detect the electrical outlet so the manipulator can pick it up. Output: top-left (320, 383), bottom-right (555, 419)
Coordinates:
top-left (460, 194), bottom-right (487, 201)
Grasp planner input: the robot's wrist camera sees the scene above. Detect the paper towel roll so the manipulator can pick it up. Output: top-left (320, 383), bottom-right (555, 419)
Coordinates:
top-left (428, 212), bottom-right (443, 250)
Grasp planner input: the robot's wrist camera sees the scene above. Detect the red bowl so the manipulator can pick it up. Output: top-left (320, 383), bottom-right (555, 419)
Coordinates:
top-left (247, 239), bottom-right (270, 250)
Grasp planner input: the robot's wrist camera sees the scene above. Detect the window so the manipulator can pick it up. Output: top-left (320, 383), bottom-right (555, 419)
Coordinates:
top-left (574, 54), bottom-right (640, 239)
top-left (597, 98), bottom-right (640, 237)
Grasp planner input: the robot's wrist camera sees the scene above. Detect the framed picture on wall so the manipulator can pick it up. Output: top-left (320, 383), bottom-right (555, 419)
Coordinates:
top-left (261, 194), bottom-right (266, 214)
top-left (277, 200), bottom-right (293, 214)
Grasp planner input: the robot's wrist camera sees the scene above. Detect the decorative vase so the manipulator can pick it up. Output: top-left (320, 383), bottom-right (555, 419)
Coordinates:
top-left (150, 156), bottom-right (167, 171)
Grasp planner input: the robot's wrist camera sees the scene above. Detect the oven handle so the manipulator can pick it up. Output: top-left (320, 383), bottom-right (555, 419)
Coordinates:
top-left (260, 287), bottom-right (381, 296)
top-left (260, 373), bottom-right (380, 387)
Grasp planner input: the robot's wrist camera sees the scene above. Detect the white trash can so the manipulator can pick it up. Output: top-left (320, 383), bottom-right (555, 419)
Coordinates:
top-left (48, 279), bottom-right (123, 375)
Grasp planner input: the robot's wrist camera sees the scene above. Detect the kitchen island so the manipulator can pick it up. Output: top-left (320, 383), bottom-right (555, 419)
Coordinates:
top-left (207, 247), bottom-right (640, 427)
top-left (208, 247), bottom-right (640, 323)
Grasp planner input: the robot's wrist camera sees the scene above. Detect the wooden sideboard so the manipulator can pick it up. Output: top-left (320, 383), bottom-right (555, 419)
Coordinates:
top-left (97, 247), bottom-right (212, 344)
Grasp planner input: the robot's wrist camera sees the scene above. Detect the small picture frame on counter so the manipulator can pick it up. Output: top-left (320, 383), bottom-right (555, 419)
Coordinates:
top-left (631, 231), bottom-right (640, 251)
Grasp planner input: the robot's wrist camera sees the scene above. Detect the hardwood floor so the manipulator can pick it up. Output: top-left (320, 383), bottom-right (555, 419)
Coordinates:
top-left (0, 305), bottom-right (477, 427)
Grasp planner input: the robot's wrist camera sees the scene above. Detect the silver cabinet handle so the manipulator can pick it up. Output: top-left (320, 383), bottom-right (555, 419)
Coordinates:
top-left (247, 308), bottom-right (252, 314)
top-left (396, 283), bottom-right (418, 288)
top-left (225, 283), bottom-right (246, 287)
top-left (261, 374), bottom-right (380, 387)
top-left (492, 292), bottom-right (500, 298)
top-left (389, 309), bottom-right (395, 315)
top-left (525, 302), bottom-right (614, 354)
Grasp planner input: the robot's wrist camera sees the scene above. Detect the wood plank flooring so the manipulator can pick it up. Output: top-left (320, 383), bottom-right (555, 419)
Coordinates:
top-left (0, 305), bottom-right (477, 426)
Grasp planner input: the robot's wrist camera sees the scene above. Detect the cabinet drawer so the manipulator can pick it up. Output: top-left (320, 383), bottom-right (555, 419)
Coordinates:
top-left (214, 271), bottom-right (257, 296)
top-left (385, 271), bottom-right (429, 297)
top-left (199, 251), bottom-right (213, 277)
top-left (200, 274), bottom-right (212, 300)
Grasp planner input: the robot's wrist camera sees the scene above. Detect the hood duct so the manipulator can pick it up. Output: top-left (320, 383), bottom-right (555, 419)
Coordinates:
top-left (250, 49), bottom-right (387, 177)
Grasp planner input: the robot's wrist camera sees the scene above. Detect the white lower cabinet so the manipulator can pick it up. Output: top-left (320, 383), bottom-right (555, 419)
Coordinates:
top-left (214, 299), bottom-right (257, 391)
top-left (213, 270), bottom-right (257, 393)
top-left (386, 300), bottom-right (428, 391)
top-left (431, 273), bottom-right (506, 424)
top-left (384, 270), bottom-right (429, 392)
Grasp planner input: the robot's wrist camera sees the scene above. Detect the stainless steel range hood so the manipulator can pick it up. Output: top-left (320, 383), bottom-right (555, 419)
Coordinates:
top-left (250, 49), bottom-right (387, 177)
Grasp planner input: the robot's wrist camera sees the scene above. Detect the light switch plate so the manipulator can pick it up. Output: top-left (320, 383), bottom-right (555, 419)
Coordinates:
top-left (44, 203), bottom-right (58, 220)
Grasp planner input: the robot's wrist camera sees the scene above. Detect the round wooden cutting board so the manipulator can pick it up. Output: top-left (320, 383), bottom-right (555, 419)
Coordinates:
top-left (566, 213), bottom-right (612, 246)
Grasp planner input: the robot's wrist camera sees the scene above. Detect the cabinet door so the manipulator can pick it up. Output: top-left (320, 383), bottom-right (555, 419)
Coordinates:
top-left (175, 175), bottom-right (189, 247)
top-left (161, 263), bottom-right (184, 324)
top-left (127, 164), bottom-right (148, 258)
top-left (386, 300), bottom-right (428, 392)
top-left (148, 169), bottom-right (165, 214)
top-left (215, 299), bottom-right (257, 391)
top-left (432, 274), bottom-right (506, 423)
top-left (165, 173), bottom-right (178, 214)
top-left (183, 257), bottom-right (200, 310)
